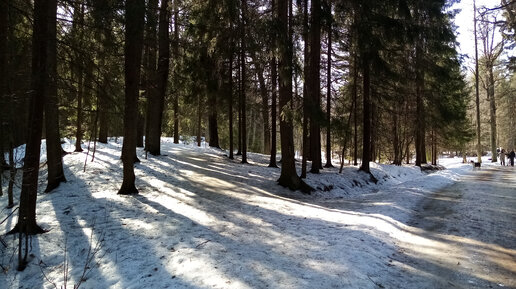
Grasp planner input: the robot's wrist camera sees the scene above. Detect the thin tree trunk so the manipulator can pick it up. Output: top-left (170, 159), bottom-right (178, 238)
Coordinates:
top-left (75, 69), bottom-right (84, 152)
top-left (73, 3), bottom-right (85, 152)
top-left (144, 0), bottom-right (159, 154)
top-left (474, 0), bottom-right (482, 163)
top-left (269, 57), bottom-right (278, 167)
top-left (268, 0), bottom-right (278, 168)
top-left (301, 0), bottom-right (308, 178)
top-left (197, 93), bottom-right (202, 147)
top-left (119, 0), bottom-right (145, 195)
top-left (256, 61), bottom-right (270, 155)
top-left (488, 67), bottom-right (497, 162)
top-left (352, 52), bottom-right (358, 166)
top-left (229, 21), bottom-right (234, 159)
top-left (237, 44), bottom-right (242, 156)
top-left (240, 0), bottom-right (247, 163)
top-left (324, 0), bottom-right (333, 168)
top-left (370, 100), bottom-right (377, 162)
top-left (359, 59), bottom-right (373, 177)
top-left (8, 142), bottom-right (15, 208)
top-left (309, 0), bottom-right (322, 173)
top-left (97, 35), bottom-right (108, 144)
top-left (173, 0), bottom-right (180, 144)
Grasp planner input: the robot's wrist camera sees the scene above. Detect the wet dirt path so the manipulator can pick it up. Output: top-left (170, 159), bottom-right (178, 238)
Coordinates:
top-left (394, 166), bottom-right (516, 289)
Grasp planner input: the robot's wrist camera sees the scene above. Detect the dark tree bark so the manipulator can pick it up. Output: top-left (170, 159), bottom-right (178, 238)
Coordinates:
top-left (487, 67), bottom-right (497, 162)
top-left (256, 60), bottom-right (270, 155)
top-left (144, 0), bottom-right (159, 154)
top-left (97, 53), bottom-right (108, 144)
top-left (73, 3), bottom-right (85, 152)
top-left (359, 59), bottom-right (372, 174)
top-left (0, 0), bottom-right (7, 198)
top-left (268, 0), bottom-right (278, 168)
top-left (207, 56), bottom-right (220, 148)
top-left (236, 46), bottom-right (242, 156)
top-left (197, 94), bottom-right (202, 147)
top-left (136, 111), bottom-right (144, 147)
top-left (309, 0), bottom-right (322, 173)
top-left (228, 20), bottom-right (235, 159)
top-left (324, 1), bottom-right (333, 168)
top-left (301, 0), bottom-right (308, 178)
top-left (10, 0), bottom-right (52, 236)
top-left (7, 143), bottom-right (15, 208)
top-left (277, 0), bottom-right (308, 192)
top-left (75, 69), bottom-right (84, 152)
top-left (44, 0), bottom-right (66, 193)
top-left (119, 0), bottom-right (145, 195)
top-left (146, 0), bottom-right (170, 155)
top-left (97, 89), bottom-right (108, 143)
top-left (173, 0), bottom-right (180, 144)
top-left (370, 99), bottom-right (377, 162)
top-left (0, 0), bottom-right (6, 181)
top-left (240, 0), bottom-right (247, 163)
top-left (352, 52), bottom-right (359, 166)
top-left (415, 37), bottom-right (425, 167)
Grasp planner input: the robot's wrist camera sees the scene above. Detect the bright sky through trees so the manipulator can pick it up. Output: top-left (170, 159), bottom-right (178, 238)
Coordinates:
top-left (453, 0), bottom-right (513, 70)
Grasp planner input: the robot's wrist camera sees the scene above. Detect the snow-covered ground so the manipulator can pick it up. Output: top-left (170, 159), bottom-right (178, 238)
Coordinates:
top-left (0, 138), bottom-right (508, 288)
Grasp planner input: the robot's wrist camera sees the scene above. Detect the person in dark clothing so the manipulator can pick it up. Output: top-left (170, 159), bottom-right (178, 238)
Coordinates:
top-left (509, 150), bottom-right (516, 167)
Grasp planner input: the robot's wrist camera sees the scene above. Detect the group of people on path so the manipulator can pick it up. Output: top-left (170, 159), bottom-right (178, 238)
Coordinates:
top-left (499, 148), bottom-right (515, 166)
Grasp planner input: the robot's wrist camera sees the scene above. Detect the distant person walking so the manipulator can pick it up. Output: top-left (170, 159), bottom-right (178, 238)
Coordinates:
top-left (509, 150), bottom-right (516, 167)
top-left (500, 149), bottom-right (506, 166)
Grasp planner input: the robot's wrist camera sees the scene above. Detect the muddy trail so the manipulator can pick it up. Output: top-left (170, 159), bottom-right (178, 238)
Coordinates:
top-left (392, 166), bottom-right (516, 289)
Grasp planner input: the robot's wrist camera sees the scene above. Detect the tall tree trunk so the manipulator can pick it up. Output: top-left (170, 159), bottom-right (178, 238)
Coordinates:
top-left (269, 56), bottom-right (278, 167)
top-left (173, 0), bottom-right (180, 144)
top-left (73, 3), bottom-right (85, 152)
top-left (236, 45), bottom-right (242, 156)
top-left (144, 0), bottom-right (159, 154)
top-left (8, 143), bottom-right (15, 208)
top-left (393, 109), bottom-right (401, 166)
top-left (301, 0), bottom-right (308, 178)
top-left (97, 35), bottom-right (108, 144)
top-left (352, 53), bottom-right (358, 166)
top-left (277, 0), bottom-right (308, 192)
top-left (487, 67), bottom-right (497, 162)
top-left (309, 0), bottom-right (322, 173)
top-left (324, 3), bottom-right (333, 168)
top-left (119, 0), bottom-right (145, 195)
top-left (256, 61), bottom-right (270, 155)
top-left (240, 0), bottom-right (247, 163)
top-left (208, 59), bottom-right (220, 148)
top-left (44, 0), bottom-right (66, 193)
top-left (268, 0), bottom-right (278, 168)
top-left (197, 94), bottom-right (202, 146)
top-left (370, 100), bottom-right (377, 163)
top-left (0, 0), bottom-right (8, 197)
top-left (359, 59), bottom-right (372, 175)
top-left (228, 56), bottom-right (234, 158)
top-left (228, 20), bottom-right (234, 159)
top-left (11, 0), bottom-right (51, 236)
top-left (75, 69), bottom-right (84, 151)
top-left (152, 0), bottom-right (171, 153)
top-left (415, 35), bottom-right (425, 167)
top-left (474, 0), bottom-right (482, 163)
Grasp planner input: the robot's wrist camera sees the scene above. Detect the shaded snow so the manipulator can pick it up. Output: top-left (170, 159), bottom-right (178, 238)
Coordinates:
top-left (0, 138), bottom-right (504, 288)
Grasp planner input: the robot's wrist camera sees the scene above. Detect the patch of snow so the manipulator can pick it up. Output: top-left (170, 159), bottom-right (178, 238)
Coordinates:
top-left (0, 138), bottom-right (509, 288)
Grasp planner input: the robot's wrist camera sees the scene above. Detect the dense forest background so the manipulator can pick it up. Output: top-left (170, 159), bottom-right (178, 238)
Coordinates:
top-left (0, 0), bottom-right (515, 197)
